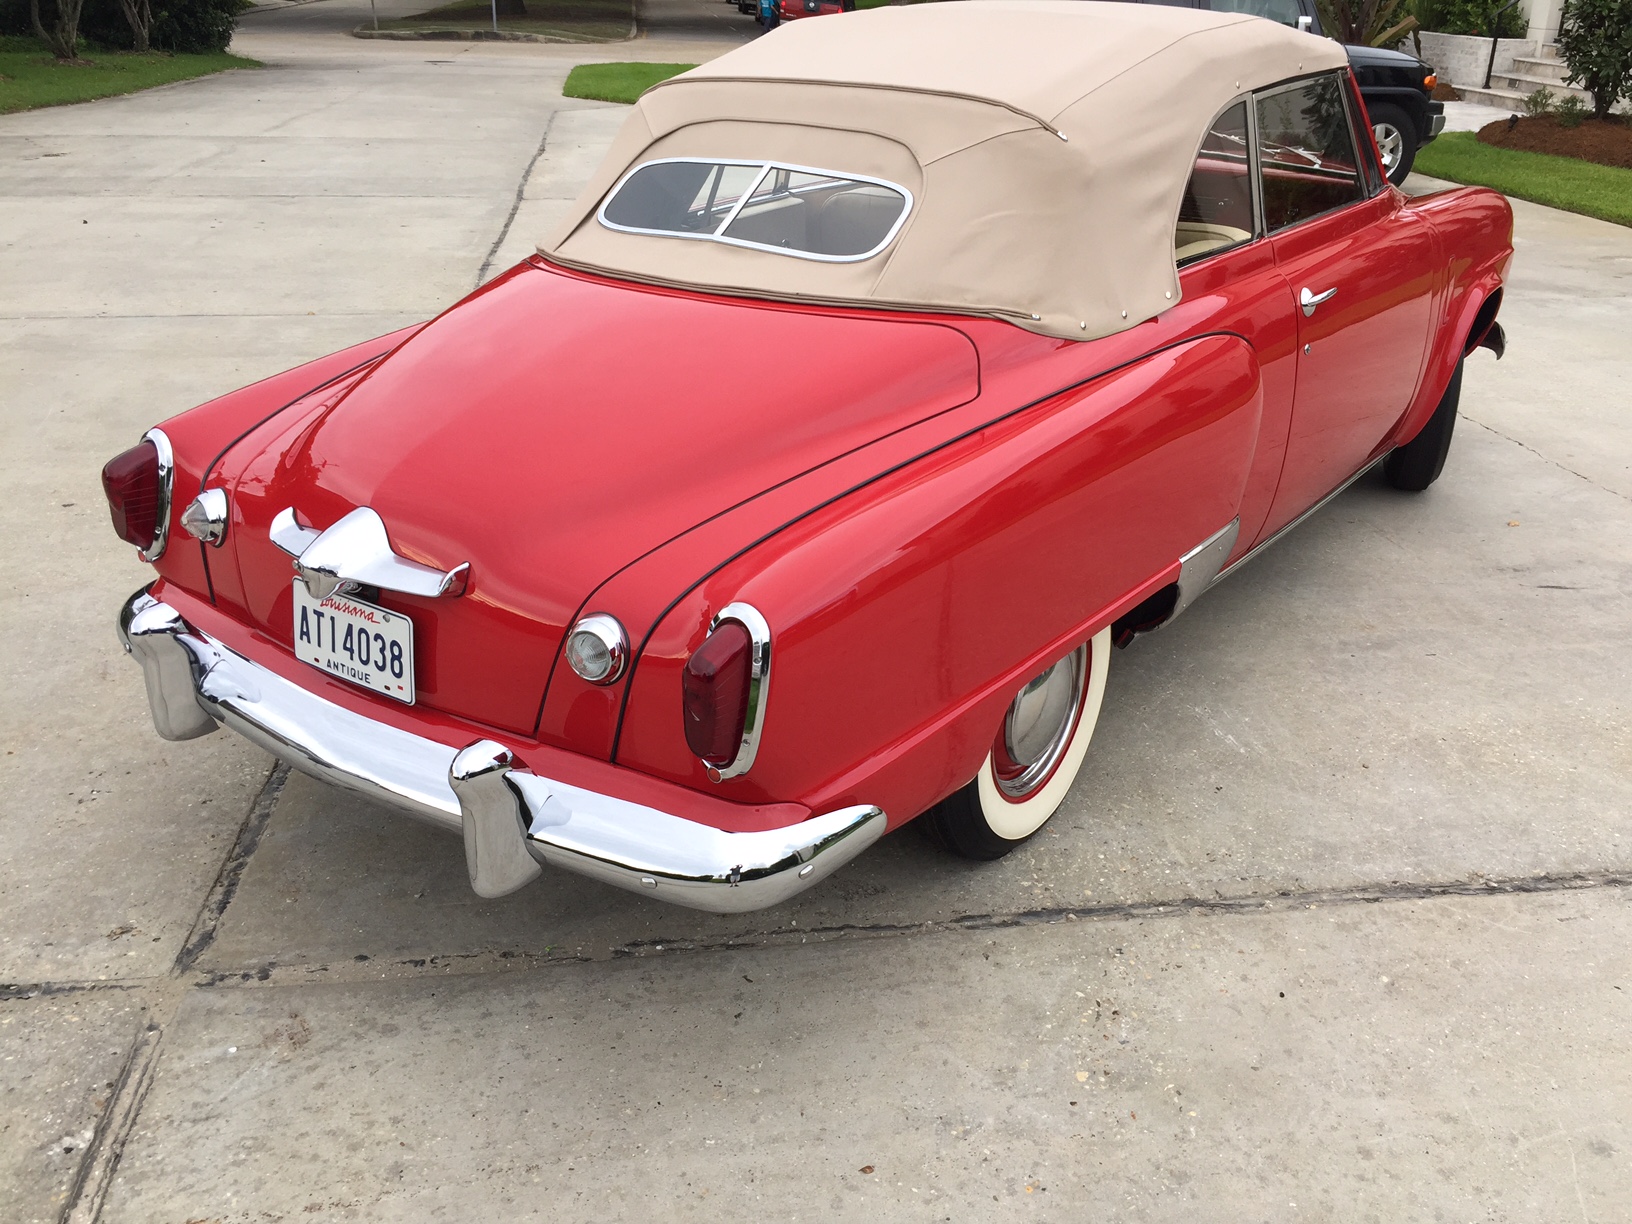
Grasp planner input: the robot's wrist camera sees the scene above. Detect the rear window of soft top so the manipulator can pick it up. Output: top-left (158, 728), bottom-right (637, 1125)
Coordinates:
top-left (598, 158), bottom-right (912, 262)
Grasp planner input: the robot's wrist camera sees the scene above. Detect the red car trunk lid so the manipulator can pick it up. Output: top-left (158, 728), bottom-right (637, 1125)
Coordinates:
top-left (213, 263), bottom-right (980, 737)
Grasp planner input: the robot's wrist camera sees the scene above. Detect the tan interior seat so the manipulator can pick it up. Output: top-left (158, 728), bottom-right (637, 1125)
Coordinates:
top-left (1175, 220), bottom-right (1251, 262)
top-left (813, 186), bottom-right (905, 256)
top-left (726, 196), bottom-right (808, 248)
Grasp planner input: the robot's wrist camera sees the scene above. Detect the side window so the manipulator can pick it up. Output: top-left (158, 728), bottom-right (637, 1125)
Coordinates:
top-left (1255, 74), bottom-right (1365, 232)
top-left (1175, 100), bottom-right (1255, 265)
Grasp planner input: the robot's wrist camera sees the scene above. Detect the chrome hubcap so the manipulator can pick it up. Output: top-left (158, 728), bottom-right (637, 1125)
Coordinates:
top-left (996, 646), bottom-right (1087, 799)
top-left (1373, 122), bottom-right (1403, 172)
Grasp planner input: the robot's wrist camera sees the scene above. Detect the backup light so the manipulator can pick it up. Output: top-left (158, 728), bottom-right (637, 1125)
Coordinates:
top-left (565, 614), bottom-right (628, 685)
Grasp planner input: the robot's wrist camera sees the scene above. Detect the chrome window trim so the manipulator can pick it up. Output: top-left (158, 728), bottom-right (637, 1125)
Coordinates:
top-left (138, 427), bottom-right (174, 563)
top-left (1340, 72), bottom-right (1387, 198)
top-left (1251, 70), bottom-right (1370, 237)
top-left (704, 601), bottom-right (771, 782)
top-left (596, 156), bottom-right (915, 265)
top-left (1246, 88), bottom-right (1268, 239)
top-left (1176, 94), bottom-right (1262, 270)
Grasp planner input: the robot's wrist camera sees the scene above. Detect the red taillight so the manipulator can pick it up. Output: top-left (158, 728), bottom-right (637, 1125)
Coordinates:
top-left (102, 440), bottom-right (163, 551)
top-left (682, 620), bottom-right (752, 766)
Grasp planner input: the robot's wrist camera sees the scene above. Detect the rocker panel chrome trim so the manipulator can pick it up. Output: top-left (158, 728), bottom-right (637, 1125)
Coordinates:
top-left (1214, 457), bottom-right (1383, 585)
top-left (115, 589), bottom-right (883, 911)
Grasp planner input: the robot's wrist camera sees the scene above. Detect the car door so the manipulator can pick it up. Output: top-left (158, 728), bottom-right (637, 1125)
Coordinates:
top-left (1254, 72), bottom-right (1436, 540)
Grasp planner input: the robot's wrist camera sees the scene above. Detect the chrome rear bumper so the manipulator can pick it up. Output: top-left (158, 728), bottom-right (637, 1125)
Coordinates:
top-left (117, 588), bottom-right (885, 910)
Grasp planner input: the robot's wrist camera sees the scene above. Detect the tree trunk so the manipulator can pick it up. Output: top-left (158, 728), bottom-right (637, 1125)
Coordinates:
top-left (117, 0), bottom-right (153, 53)
top-left (30, 0), bottom-right (86, 60)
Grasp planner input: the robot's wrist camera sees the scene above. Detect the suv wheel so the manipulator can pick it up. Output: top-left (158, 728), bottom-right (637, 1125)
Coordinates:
top-left (1369, 102), bottom-right (1418, 186)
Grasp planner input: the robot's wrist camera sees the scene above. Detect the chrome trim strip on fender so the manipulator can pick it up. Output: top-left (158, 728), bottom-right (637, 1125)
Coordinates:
top-left (116, 588), bottom-right (885, 911)
top-left (271, 506), bottom-right (470, 600)
top-left (1166, 518), bottom-right (1240, 624)
top-left (706, 601), bottom-right (772, 783)
top-left (138, 428), bottom-right (174, 564)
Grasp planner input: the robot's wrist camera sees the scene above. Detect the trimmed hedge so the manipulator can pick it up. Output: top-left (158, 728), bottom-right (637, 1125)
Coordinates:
top-left (0, 0), bottom-right (248, 53)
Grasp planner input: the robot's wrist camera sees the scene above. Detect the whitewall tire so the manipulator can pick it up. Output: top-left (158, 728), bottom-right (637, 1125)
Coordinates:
top-left (924, 627), bottom-right (1110, 860)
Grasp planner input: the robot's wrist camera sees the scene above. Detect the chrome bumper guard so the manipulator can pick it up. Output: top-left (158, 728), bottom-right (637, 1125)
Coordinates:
top-left (118, 589), bottom-right (885, 910)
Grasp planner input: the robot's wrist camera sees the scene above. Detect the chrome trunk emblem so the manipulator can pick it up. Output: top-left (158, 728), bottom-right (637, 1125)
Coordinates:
top-left (271, 506), bottom-right (469, 600)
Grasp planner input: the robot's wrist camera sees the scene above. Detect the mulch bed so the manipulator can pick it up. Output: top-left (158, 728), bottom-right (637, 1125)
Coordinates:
top-left (1477, 113), bottom-right (1632, 169)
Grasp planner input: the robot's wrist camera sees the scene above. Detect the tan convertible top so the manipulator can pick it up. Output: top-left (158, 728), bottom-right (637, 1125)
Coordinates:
top-left (539, 1), bottom-right (1346, 341)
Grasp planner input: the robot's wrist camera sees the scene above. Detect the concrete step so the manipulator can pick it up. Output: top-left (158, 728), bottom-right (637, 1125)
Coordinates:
top-left (1508, 56), bottom-right (1570, 81)
top-left (1454, 85), bottom-right (1527, 110)
top-left (1490, 72), bottom-right (1594, 105)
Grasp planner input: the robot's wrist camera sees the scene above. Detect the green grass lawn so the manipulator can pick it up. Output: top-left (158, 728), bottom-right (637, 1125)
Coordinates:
top-left (378, 0), bottom-right (631, 42)
top-left (0, 36), bottom-right (256, 115)
top-left (1415, 131), bottom-right (1632, 228)
top-left (563, 61), bottom-right (695, 104)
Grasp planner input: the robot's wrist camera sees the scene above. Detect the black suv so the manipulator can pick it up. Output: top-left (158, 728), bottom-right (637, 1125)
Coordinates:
top-left (1124, 0), bottom-right (1445, 184)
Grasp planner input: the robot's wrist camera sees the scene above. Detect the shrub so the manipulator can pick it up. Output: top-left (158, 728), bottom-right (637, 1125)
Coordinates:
top-left (1556, 0), bottom-right (1632, 121)
top-left (1523, 86), bottom-right (1556, 114)
top-left (1, 0), bottom-right (244, 51)
top-left (1411, 0), bottom-right (1526, 38)
top-left (1554, 92), bottom-right (1591, 127)
top-left (1316, 0), bottom-right (1418, 47)
top-left (150, 0), bottom-right (246, 52)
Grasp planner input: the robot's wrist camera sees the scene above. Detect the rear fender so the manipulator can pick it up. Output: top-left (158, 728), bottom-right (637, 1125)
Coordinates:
top-left (141, 325), bottom-right (425, 600)
top-left (613, 334), bottom-right (1264, 828)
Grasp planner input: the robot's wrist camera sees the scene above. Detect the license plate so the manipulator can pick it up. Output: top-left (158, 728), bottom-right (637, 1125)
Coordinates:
top-left (291, 581), bottom-right (415, 704)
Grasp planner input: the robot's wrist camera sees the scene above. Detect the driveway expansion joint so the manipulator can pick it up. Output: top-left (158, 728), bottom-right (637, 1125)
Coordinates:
top-left (173, 764), bottom-right (290, 976)
top-left (7, 866), bottom-right (1629, 1006)
top-left (476, 112), bottom-right (555, 287)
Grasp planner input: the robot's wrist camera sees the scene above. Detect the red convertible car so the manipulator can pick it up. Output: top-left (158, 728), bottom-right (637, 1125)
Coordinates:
top-left (106, 3), bottom-right (1509, 911)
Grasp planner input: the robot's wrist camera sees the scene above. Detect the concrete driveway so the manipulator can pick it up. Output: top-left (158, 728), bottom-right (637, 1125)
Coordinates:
top-left (2, 12), bottom-right (1629, 1222)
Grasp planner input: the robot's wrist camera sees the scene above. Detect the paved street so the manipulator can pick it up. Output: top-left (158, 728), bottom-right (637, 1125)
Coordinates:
top-left (1, 8), bottom-right (1629, 1222)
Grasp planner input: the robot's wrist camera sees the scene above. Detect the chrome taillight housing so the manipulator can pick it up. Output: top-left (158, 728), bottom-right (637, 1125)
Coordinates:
top-left (101, 428), bottom-right (173, 562)
top-left (682, 602), bottom-right (771, 781)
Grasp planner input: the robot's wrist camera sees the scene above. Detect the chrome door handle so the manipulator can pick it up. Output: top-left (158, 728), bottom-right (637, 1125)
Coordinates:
top-left (1300, 286), bottom-right (1337, 316)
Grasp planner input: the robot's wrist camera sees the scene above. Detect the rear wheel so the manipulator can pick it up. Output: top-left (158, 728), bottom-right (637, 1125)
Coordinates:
top-left (1385, 357), bottom-right (1462, 491)
top-left (1369, 102), bottom-right (1418, 186)
top-left (924, 628), bottom-right (1111, 860)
